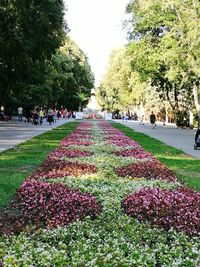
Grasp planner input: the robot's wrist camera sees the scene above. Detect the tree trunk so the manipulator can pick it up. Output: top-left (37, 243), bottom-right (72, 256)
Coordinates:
top-left (165, 107), bottom-right (168, 123)
top-left (193, 82), bottom-right (200, 127)
top-left (189, 110), bottom-right (194, 128)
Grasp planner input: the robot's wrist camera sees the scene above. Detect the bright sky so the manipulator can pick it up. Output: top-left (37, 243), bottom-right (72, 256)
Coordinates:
top-left (64, 0), bottom-right (129, 86)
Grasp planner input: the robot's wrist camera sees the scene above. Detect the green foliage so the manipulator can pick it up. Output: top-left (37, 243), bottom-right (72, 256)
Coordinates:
top-left (126, 0), bottom-right (200, 116)
top-left (0, 0), bottom-right (66, 112)
top-left (54, 38), bottom-right (94, 110)
top-left (97, 48), bottom-right (146, 111)
top-left (0, 1), bottom-right (94, 113)
top-left (99, 0), bottom-right (200, 121)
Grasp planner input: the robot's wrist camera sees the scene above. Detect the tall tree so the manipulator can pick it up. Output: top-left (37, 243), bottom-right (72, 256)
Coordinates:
top-left (97, 48), bottom-right (146, 112)
top-left (126, 0), bottom-right (200, 124)
top-left (0, 0), bottom-right (66, 113)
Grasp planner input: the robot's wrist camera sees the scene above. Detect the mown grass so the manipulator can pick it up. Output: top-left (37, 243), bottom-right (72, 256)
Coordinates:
top-left (113, 123), bottom-right (200, 192)
top-left (0, 122), bottom-right (79, 208)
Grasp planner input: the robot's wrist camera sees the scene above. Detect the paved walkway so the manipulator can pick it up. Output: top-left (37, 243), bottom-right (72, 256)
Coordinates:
top-left (116, 120), bottom-right (200, 159)
top-left (0, 119), bottom-right (72, 153)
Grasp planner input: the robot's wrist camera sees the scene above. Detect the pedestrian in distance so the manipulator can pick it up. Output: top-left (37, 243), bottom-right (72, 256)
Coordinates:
top-left (124, 113), bottom-right (129, 123)
top-left (32, 110), bottom-right (39, 125)
top-left (47, 108), bottom-right (54, 125)
top-left (57, 110), bottom-right (61, 120)
top-left (39, 108), bottom-right (45, 125)
top-left (150, 111), bottom-right (156, 129)
top-left (53, 109), bottom-right (57, 123)
top-left (18, 106), bottom-right (23, 122)
top-left (139, 115), bottom-right (145, 125)
top-left (194, 127), bottom-right (200, 150)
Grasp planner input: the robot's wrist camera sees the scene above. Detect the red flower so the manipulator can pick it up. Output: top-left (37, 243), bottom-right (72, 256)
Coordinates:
top-left (116, 161), bottom-right (176, 182)
top-left (123, 187), bottom-right (200, 236)
top-left (14, 181), bottom-right (100, 228)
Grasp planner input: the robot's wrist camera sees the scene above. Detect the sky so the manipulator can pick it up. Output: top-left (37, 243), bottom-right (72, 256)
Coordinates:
top-left (64, 0), bottom-right (129, 86)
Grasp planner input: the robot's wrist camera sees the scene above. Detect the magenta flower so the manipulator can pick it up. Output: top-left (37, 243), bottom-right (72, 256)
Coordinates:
top-left (112, 148), bottom-right (154, 159)
top-left (116, 161), bottom-right (176, 182)
top-left (48, 149), bottom-right (93, 159)
top-left (123, 187), bottom-right (200, 237)
top-left (13, 181), bottom-right (100, 228)
top-left (28, 159), bottom-right (97, 180)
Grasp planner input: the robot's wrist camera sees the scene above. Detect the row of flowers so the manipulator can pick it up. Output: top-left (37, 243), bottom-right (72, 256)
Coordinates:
top-left (17, 123), bottom-right (101, 229)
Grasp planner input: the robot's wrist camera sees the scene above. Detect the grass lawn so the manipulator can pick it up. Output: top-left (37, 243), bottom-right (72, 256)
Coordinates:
top-left (0, 122), bottom-right (79, 208)
top-left (112, 123), bottom-right (200, 192)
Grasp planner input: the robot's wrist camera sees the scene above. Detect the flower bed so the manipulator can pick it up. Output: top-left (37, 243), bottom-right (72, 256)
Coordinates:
top-left (28, 159), bottom-right (97, 181)
top-left (48, 148), bottom-right (93, 159)
top-left (61, 139), bottom-right (94, 147)
top-left (123, 187), bottom-right (200, 237)
top-left (107, 138), bottom-right (139, 147)
top-left (14, 181), bottom-right (100, 228)
top-left (112, 148), bottom-right (153, 159)
top-left (1, 121), bottom-right (200, 266)
top-left (116, 160), bottom-right (177, 182)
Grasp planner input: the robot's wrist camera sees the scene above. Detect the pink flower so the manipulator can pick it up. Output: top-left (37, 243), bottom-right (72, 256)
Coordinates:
top-left (13, 181), bottom-right (100, 228)
top-left (123, 187), bottom-right (200, 237)
top-left (116, 161), bottom-right (176, 182)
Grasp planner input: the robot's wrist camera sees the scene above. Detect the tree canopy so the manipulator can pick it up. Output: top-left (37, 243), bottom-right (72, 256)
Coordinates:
top-left (0, 0), bottom-right (94, 114)
top-left (97, 0), bottom-right (200, 126)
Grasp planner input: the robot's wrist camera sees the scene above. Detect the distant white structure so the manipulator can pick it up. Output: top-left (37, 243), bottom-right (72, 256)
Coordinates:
top-left (86, 88), bottom-right (98, 112)
top-left (104, 113), bottom-right (112, 120)
top-left (75, 112), bottom-right (84, 120)
top-left (81, 89), bottom-right (112, 120)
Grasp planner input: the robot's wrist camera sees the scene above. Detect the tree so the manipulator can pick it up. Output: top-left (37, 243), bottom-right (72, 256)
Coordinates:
top-left (126, 0), bottom-right (200, 125)
top-left (97, 47), bottom-right (147, 114)
top-left (42, 38), bottom-right (94, 111)
top-left (0, 0), bottom-right (66, 113)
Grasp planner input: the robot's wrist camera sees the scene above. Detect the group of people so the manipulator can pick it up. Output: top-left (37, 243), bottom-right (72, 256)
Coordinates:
top-left (138, 111), bottom-right (157, 128)
top-left (18, 106), bottom-right (74, 125)
top-left (123, 111), bottom-right (157, 128)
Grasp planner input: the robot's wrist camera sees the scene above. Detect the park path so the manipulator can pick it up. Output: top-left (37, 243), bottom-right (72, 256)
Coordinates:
top-left (116, 120), bottom-right (200, 159)
top-left (0, 119), bottom-right (71, 153)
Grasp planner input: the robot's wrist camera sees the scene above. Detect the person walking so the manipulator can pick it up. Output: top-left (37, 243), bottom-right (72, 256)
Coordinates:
top-left (18, 106), bottom-right (23, 122)
top-left (61, 108), bottom-right (64, 119)
top-left (124, 113), bottom-right (129, 123)
top-left (53, 109), bottom-right (57, 123)
top-left (47, 108), bottom-right (53, 125)
top-left (39, 108), bottom-right (45, 125)
top-left (139, 115), bottom-right (145, 125)
top-left (150, 111), bottom-right (156, 129)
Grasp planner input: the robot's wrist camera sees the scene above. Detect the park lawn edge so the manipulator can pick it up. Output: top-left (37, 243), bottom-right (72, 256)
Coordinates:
top-left (0, 121), bottom-right (80, 208)
top-left (112, 122), bottom-right (200, 192)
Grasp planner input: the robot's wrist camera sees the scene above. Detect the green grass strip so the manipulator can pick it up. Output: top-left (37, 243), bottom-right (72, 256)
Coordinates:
top-left (0, 122), bottom-right (79, 208)
top-left (112, 123), bottom-right (200, 192)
